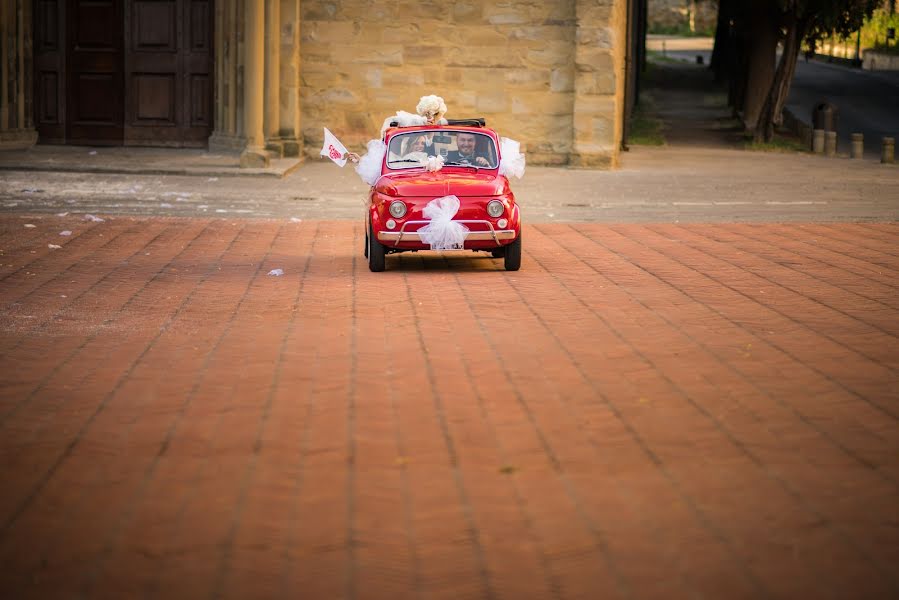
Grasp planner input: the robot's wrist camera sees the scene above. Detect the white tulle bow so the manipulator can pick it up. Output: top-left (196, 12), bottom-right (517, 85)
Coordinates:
top-left (418, 195), bottom-right (469, 250)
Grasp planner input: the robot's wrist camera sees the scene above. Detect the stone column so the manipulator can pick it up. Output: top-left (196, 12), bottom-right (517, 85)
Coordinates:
top-left (263, 0), bottom-right (281, 156)
top-left (0, 0), bottom-right (37, 149)
top-left (240, 0), bottom-right (270, 167)
top-left (278, 0), bottom-right (301, 157)
top-left (209, 0), bottom-right (246, 150)
top-left (570, 0), bottom-right (625, 168)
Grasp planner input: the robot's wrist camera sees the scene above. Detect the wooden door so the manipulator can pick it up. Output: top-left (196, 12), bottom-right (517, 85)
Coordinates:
top-left (34, 0), bottom-right (66, 143)
top-left (65, 0), bottom-right (124, 145)
top-left (124, 0), bottom-right (213, 147)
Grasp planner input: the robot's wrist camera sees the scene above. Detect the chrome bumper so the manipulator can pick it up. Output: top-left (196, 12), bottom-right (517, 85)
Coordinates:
top-left (377, 220), bottom-right (516, 247)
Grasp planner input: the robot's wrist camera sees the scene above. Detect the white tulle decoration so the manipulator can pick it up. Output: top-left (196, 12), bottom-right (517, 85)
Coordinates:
top-left (380, 111), bottom-right (427, 137)
top-left (380, 109), bottom-right (449, 137)
top-left (498, 137), bottom-right (526, 179)
top-left (425, 155), bottom-right (445, 172)
top-left (418, 195), bottom-right (469, 250)
top-left (355, 139), bottom-right (387, 186)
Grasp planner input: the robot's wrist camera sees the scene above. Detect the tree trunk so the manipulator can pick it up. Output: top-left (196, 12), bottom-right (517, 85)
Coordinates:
top-left (741, 1), bottom-right (779, 130)
top-left (755, 13), bottom-right (806, 143)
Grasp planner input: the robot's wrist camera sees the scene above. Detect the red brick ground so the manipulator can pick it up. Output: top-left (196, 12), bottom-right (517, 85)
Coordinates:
top-left (0, 215), bottom-right (897, 599)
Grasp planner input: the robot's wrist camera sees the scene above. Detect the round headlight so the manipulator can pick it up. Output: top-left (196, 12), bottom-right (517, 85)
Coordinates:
top-left (487, 200), bottom-right (504, 218)
top-left (386, 219), bottom-right (397, 230)
top-left (497, 218), bottom-right (508, 229)
top-left (388, 201), bottom-right (407, 218)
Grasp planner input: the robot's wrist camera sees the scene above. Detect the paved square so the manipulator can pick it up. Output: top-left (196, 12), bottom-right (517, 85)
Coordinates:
top-left (1, 215), bottom-right (897, 599)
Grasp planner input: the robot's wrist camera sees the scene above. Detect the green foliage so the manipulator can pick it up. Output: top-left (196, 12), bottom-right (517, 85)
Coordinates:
top-left (860, 7), bottom-right (899, 52)
top-left (648, 22), bottom-right (717, 37)
top-left (744, 135), bottom-right (808, 153)
top-left (627, 96), bottom-right (666, 146)
top-left (802, 0), bottom-right (882, 41)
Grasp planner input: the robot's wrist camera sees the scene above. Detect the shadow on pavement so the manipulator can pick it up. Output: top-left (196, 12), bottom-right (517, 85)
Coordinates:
top-left (639, 59), bottom-right (747, 149)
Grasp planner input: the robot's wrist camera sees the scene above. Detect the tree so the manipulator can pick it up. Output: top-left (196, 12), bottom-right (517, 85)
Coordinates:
top-left (753, 0), bottom-right (880, 142)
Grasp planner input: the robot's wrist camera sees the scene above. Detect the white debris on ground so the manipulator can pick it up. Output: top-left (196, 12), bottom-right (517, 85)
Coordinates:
top-left (48, 244), bottom-right (61, 249)
top-left (59, 230), bottom-right (72, 236)
top-left (268, 268), bottom-right (284, 276)
top-left (56, 212), bottom-right (69, 217)
top-left (290, 217), bottom-right (302, 223)
top-left (83, 214), bottom-right (105, 222)
top-left (24, 224), bottom-right (36, 228)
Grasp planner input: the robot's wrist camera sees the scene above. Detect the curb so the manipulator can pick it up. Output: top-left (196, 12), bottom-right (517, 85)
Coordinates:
top-left (0, 156), bottom-right (304, 179)
top-left (782, 107), bottom-right (812, 150)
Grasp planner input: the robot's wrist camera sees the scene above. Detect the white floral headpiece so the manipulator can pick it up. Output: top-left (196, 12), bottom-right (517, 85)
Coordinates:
top-left (416, 95), bottom-right (447, 122)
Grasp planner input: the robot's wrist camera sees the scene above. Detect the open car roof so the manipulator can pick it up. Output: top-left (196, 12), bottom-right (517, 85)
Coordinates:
top-left (383, 122), bottom-right (498, 141)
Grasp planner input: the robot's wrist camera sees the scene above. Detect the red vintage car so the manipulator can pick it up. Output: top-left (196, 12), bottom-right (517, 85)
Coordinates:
top-left (364, 120), bottom-right (522, 272)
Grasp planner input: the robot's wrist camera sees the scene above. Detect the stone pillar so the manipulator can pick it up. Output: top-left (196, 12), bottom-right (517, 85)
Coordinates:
top-left (209, 0), bottom-right (245, 150)
top-left (278, 0), bottom-right (302, 157)
top-left (0, 0), bottom-right (37, 149)
top-left (570, 0), bottom-right (625, 168)
top-left (240, 0), bottom-right (270, 167)
top-left (263, 0), bottom-right (281, 156)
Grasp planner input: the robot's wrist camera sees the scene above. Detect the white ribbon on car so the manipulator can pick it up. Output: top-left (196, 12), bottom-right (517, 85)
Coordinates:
top-left (355, 139), bottom-right (387, 186)
top-left (498, 137), bottom-right (526, 179)
top-left (425, 155), bottom-right (444, 172)
top-left (418, 195), bottom-right (468, 250)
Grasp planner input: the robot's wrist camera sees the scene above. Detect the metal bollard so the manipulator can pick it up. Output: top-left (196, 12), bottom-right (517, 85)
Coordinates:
top-left (824, 131), bottom-right (837, 156)
top-left (883, 137), bottom-right (895, 164)
top-left (850, 133), bottom-right (864, 159)
top-left (812, 129), bottom-right (825, 153)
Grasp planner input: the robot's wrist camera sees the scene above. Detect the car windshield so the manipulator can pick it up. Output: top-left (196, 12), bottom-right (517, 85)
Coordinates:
top-left (387, 130), bottom-right (498, 170)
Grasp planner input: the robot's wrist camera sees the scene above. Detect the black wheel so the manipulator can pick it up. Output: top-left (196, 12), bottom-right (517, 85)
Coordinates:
top-left (490, 248), bottom-right (504, 258)
top-left (364, 224), bottom-right (369, 258)
top-left (503, 234), bottom-right (521, 271)
top-left (368, 221), bottom-right (386, 272)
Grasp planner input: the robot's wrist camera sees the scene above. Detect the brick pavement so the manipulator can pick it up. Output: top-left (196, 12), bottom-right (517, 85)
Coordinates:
top-left (0, 215), bottom-right (897, 599)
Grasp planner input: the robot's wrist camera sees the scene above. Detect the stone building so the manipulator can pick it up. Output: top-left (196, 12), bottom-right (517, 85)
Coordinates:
top-left (2, 0), bottom-right (646, 168)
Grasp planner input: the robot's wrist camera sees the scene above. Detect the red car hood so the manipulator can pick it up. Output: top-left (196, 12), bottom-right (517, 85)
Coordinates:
top-left (375, 171), bottom-right (509, 198)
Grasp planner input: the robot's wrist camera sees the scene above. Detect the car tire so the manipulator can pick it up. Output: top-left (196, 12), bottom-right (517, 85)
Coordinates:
top-left (364, 225), bottom-right (369, 258)
top-left (503, 234), bottom-right (521, 271)
top-left (490, 248), bottom-right (504, 258)
top-left (368, 221), bottom-right (386, 272)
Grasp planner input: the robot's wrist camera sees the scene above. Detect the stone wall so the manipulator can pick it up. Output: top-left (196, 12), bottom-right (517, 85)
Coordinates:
top-left (301, 0), bottom-right (626, 166)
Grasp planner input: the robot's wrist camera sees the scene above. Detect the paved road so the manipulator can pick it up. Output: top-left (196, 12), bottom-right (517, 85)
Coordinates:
top-left (787, 58), bottom-right (899, 156)
top-left (1, 215), bottom-right (897, 598)
top-left (650, 35), bottom-right (899, 156)
top-left (2, 147), bottom-right (898, 222)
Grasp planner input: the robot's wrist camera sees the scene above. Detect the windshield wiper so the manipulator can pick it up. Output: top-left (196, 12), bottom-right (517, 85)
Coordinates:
top-left (388, 159), bottom-right (425, 164)
top-left (444, 161), bottom-right (481, 170)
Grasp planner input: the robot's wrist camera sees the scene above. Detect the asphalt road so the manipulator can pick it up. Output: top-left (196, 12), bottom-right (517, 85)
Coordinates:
top-left (1, 148), bottom-right (898, 222)
top-left (787, 58), bottom-right (899, 156)
top-left (650, 36), bottom-right (899, 157)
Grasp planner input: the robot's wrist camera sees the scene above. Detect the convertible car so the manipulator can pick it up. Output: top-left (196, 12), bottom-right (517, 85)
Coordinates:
top-left (364, 119), bottom-right (522, 272)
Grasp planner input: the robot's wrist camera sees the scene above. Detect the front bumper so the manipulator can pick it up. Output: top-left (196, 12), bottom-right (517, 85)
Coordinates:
top-left (376, 220), bottom-right (516, 247)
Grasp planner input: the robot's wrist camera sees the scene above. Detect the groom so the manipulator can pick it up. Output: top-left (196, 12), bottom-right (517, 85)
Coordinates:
top-left (445, 132), bottom-right (490, 166)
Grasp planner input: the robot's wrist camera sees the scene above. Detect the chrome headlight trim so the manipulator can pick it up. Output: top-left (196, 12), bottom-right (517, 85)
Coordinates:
top-left (486, 200), bottom-right (504, 218)
top-left (388, 200), bottom-right (407, 218)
